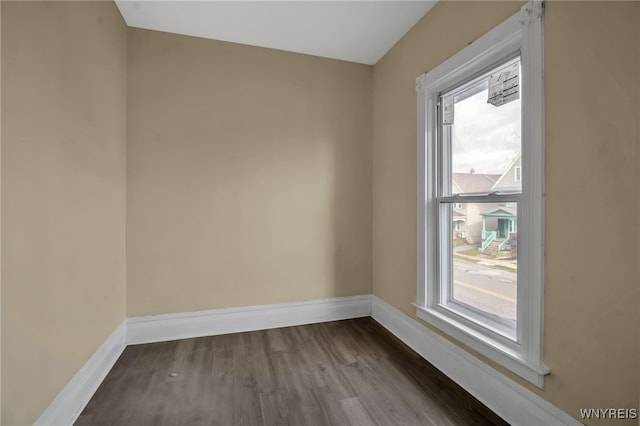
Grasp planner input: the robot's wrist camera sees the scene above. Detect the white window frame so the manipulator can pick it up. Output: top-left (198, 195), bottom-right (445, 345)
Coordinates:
top-left (515, 166), bottom-right (522, 182)
top-left (414, 1), bottom-right (549, 387)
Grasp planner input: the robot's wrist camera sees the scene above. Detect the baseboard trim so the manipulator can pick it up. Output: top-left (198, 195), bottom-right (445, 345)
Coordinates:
top-left (370, 295), bottom-right (581, 426)
top-left (33, 321), bottom-right (127, 426)
top-left (126, 295), bottom-right (372, 345)
top-left (35, 294), bottom-right (580, 426)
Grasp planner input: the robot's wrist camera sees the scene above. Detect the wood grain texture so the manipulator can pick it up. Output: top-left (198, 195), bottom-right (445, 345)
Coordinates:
top-left (76, 318), bottom-right (507, 425)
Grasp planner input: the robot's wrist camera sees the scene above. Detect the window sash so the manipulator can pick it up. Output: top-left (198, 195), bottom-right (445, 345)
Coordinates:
top-left (434, 56), bottom-right (522, 340)
top-left (436, 198), bottom-right (519, 342)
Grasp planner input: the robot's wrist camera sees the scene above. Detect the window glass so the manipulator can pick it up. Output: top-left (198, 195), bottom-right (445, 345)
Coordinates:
top-left (439, 57), bottom-right (522, 338)
top-left (450, 202), bottom-right (517, 326)
top-left (444, 59), bottom-right (522, 196)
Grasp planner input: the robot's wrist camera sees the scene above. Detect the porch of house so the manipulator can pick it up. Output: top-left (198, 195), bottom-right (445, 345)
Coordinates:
top-left (479, 207), bottom-right (517, 258)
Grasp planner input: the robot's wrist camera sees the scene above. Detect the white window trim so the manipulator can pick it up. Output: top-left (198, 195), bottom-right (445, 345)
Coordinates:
top-left (415, 1), bottom-right (549, 387)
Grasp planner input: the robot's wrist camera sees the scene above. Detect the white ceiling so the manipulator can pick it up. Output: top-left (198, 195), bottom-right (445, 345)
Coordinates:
top-left (115, 1), bottom-right (437, 65)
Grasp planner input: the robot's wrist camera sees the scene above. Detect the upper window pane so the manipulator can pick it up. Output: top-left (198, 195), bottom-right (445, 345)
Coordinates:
top-left (442, 58), bottom-right (522, 195)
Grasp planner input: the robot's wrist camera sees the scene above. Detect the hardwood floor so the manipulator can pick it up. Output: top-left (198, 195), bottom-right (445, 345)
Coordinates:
top-left (76, 318), bottom-right (507, 426)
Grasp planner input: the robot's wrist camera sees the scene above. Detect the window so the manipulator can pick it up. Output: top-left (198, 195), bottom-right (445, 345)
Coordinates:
top-left (415, 1), bottom-right (548, 387)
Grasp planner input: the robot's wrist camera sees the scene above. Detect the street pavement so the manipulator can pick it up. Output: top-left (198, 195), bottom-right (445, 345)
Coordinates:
top-left (452, 257), bottom-right (517, 322)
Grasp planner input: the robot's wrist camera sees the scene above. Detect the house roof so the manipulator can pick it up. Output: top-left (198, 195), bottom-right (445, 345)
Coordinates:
top-left (453, 209), bottom-right (466, 221)
top-left (491, 153), bottom-right (521, 191)
top-left (452, 173), bottom-right (501, 194)
top-left (480, 207), bottom-right (517, 218)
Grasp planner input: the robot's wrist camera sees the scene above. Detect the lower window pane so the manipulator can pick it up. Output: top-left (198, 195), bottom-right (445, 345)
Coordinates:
top-left (451, 202), bottom-right (517, 325)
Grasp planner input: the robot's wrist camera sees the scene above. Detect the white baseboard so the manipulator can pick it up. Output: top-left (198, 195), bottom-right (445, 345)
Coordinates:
top-left (34, 294), bottom-right (580, 426)
top-left (126, 295), bottom-right (372, 345)
top-left (33, 321), bottom-right (127, 426)
top-left (370, 295), bottom-right (581, 426)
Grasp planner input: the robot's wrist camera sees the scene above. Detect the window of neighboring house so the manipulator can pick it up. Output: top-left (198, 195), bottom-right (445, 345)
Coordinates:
top-left (415, 1), bottom-right (548, 387)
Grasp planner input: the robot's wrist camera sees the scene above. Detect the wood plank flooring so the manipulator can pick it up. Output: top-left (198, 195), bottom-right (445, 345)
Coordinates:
top-left (76, 318), bottom-right (507, 426)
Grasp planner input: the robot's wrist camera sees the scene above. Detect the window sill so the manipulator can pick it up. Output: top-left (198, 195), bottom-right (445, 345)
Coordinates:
top-left (413, 303), bottom-right (549, 388)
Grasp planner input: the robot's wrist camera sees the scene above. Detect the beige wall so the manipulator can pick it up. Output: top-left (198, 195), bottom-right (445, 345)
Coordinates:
top-left (1, 2), bottom-right (127, 424)
top-left (1, 0), bottom-right (637, 424)
top-left (0, 2), bottom-right (3, 422)
top-left (372, 1), bottom-right (639, 423)
top-left (544, 3), bottom-right (638, 421)
top-left (127, 29), bottom-right (372, 316)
